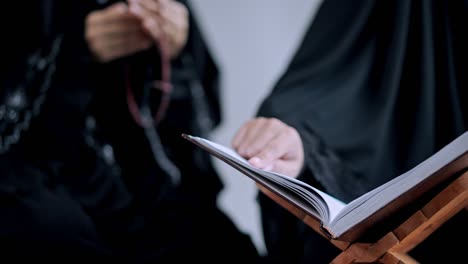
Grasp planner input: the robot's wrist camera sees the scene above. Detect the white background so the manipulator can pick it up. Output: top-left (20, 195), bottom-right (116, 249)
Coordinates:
top-left (188, 0), bottom-right (323, 255)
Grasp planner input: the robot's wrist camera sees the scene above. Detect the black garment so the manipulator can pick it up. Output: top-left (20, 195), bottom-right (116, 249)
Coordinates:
top-left (257, 0), bottom-right (467, 263)
top-left (0, 0), bottom-right (259, 262)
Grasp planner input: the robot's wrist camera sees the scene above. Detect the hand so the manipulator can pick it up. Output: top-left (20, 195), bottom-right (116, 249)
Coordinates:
top-left (128, 0), bottom-right (189, 59)
top-left (232, 117), bottom-right (305, 178)
top-left (85, 2), bottom-right (153, 62)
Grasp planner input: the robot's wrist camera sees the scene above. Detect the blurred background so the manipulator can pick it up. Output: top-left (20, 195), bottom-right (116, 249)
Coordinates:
top-left (188, 0), bottom-right (323, 255)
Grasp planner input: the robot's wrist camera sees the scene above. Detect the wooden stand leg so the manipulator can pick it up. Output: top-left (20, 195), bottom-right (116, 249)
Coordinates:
top-left (257, 171), bottom-right (468, 264)
top-left (331, 172), bottom-right (468, 264)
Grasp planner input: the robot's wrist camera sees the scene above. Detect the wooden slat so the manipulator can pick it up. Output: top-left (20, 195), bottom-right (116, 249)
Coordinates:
top-left (257, 172), bottom-right (468, 263)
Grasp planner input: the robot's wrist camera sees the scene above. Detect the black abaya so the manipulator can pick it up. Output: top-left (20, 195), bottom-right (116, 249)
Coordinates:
top-left (257, 0), bottom-right (467, 263)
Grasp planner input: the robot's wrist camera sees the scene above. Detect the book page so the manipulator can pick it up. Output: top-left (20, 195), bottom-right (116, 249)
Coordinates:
top-left (200, 137), bottom-right (253, 166)
top-left (191, 135), bottom-right (346, 224)
top-left (262, 169), bottom-right (346, 222)
top-left (185, 132), bottom-right (468, 241)
top-left (329, 131), bottom-right (468, 240)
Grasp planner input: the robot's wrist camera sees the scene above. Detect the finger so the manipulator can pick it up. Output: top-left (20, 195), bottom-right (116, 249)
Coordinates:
top-left (250, 128), bottom-right (291, 168)
top-left (86, 16), bottom-right (146, 61)
top-left (142, 18), bottom-right (163, 42)
top-left (251, 158), bottom-right (293, 176)
top-left (158, 0), bottom-right (188, 27)
top-left (236, 118), bottom-right (272, 157)
top-left (86, 3), bottom-right (142, 46)
top-left (87, 2), bottom-right (132, 26)
top-left (232, 120), bottom-right (254, 150)
top-left (155, 0), bottom-right (187, 38)
top-left (245, 118), bottom-right (290, 158)
top-left (128, 1), bottom-right (164, 41)
top-left (159, 10), bottom-right (188, 41)
top-left (134, 0), bottom-right (160, 13)
top-left (128, 1), bottom-right (157, 21)
top-left (148, 0), bottom-right (188, 58)
top-left (87, 17), bottom-right (142, 40)
top-left (92, 33), bottom-right (152, 62)
top-left (249, 126), bottom-right (304, 177)
top-left (238, 118), bottom-right (285, 158)
top-left (233, 119), bottom-right (267, 157)
top-left (102, 40), bottom-right (152, 62)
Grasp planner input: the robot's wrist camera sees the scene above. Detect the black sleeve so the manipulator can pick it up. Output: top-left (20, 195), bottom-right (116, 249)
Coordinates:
top-left (1, 2), bottom-right (44, 89)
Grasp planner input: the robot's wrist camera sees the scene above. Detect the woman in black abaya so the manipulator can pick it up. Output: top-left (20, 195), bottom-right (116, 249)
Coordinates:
top-left (0, 0), bottom-right (260, 262)
top-left (232, 0), bottom-right (467, 263)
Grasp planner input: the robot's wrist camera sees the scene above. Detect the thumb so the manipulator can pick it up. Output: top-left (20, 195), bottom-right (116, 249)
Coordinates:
top-left (248, 157), bottom-right (273, 171)
top-left (269, 160), bottom-right (299, 178)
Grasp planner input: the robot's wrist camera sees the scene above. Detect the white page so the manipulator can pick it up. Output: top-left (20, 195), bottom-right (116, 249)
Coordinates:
top-left (197, 136), bottom-right (346, 223)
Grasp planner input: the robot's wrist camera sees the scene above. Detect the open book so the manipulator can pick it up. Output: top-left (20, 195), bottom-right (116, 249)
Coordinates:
top-left (182, 132), bottom-right (468, 242)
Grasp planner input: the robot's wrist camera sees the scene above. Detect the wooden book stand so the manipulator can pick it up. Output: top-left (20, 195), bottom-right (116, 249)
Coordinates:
top-left (257, 170), bottom-right (468, 263)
